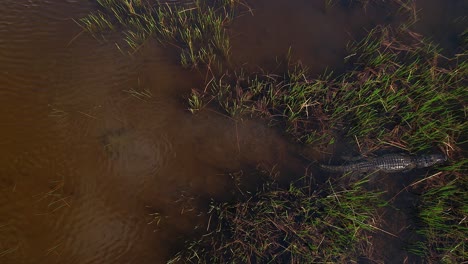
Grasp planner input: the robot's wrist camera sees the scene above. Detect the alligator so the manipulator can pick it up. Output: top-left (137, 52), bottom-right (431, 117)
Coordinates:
top-left (320, 153), bottom-right (447, 173)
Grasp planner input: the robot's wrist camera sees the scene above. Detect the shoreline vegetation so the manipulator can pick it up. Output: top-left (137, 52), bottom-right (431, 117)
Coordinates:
top-left (79, 0), bottom-right (467, 262)
top-left (78, 0), bottom-right (239, 69)
top-left (169, 174), bottom-right (387, 263)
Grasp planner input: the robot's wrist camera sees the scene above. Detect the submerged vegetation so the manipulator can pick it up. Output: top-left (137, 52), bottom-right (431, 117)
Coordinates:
top-left (80, 0), bottom-right (467, 262)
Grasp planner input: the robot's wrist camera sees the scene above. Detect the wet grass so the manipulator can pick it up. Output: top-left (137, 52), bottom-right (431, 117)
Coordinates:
top-left (333, 28), bottom-right (466, 153)
top-left (196, 27), bottom-right (467, 154)
top-left (79, 0), bottom-right (240, 69)
top-left (409, 160), bottom-right (467, 262)
top-left (199, 26), bottom-right (466, 261)
top-left (79, 1), bottom-right (467, 262)
top-left (79, 1), bottom-right (466, 157)
top-left (183, 25), bottom-right (467, 262)
top-left (168, 174), bottom-right (387, 263)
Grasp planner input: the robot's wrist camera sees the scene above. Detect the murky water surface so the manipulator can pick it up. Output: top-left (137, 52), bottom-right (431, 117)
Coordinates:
top-left (0, 0), bottom-right (465, 263)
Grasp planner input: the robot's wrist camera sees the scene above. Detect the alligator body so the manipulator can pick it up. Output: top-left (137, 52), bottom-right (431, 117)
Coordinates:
top-left (320, 153), bottom-right (446, 173)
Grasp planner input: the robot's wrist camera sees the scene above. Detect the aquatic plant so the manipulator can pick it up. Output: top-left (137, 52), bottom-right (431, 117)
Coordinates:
top-left (168, 174), bottom-right (386, 263)
top-left (79, 0), bottom-right (241, 69)
top-left (188, 89), bottom-right (206, 114)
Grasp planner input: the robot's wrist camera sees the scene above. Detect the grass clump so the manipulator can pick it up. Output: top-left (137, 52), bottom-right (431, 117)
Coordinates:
top-left (327, 27), bottom-right (467, 153)
top-left (155, 0), bottom-right (234, 69)
top-left (410, 161), bottom-right (467, 263)
top-left (196, 27), bottom-right (467, 153)
top-left (79, 0), bottom-right (158, 42)
top-left (79, 0), bottom-right (239, 68)
top-left (204, 64), bottom-right (333, 144)
top-left (169, 175), bottom-right (386, 263)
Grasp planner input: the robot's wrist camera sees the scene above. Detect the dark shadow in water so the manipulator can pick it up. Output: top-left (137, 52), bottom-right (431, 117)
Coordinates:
top-left (0, 0), bottom-right (465, 263)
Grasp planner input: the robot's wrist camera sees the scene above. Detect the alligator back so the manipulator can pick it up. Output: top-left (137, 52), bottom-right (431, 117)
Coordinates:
top-left (320, 154), bottom-right (417, 173)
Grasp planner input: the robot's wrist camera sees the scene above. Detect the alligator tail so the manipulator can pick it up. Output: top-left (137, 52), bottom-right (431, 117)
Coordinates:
top-left (320, 164), bottom-right (350, 172)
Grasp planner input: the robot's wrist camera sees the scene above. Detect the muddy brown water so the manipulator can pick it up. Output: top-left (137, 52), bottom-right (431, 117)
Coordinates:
top-left (0, 0), bottom-right (465, 263)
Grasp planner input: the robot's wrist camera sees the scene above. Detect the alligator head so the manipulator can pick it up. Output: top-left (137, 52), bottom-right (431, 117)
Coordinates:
top-left (415, 153), bottom-right (447, 168)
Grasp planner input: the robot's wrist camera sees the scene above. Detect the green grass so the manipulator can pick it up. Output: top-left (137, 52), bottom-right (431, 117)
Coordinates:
top-left (180, 25), bottom-right (467, 262)
top-left (79, 0), bottom-right (239, 69)
top-left (80, 1), bottom-right (467, 262)
top-left (198, 27), bottom-right (467, 154)
top-left (409, 160), bottom-right (467, 263)
top-left (78, 1), bottom-right (467, 154)
top-left (199, 59), bottom-right (332, 144)
top-left (188, 89), bottom-right (206, 114)
top-left (168, 174), bottom-right (386, 263)
top-left (329, 27), bottom-right (467, 153)
top-left (154, 0), bottom-right (234, 69)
